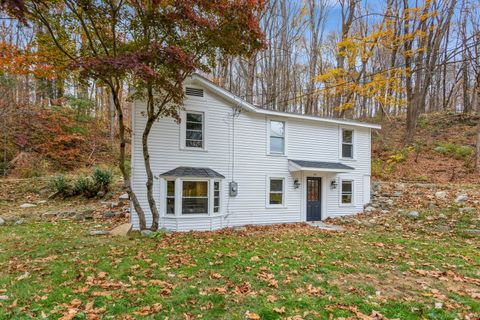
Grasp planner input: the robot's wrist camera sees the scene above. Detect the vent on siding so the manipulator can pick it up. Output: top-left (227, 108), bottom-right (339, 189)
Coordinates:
top-left (185, 87), bottom-right (204, 97)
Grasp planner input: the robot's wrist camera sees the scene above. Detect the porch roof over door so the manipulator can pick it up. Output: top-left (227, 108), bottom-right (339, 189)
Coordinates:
top-left (288, 159), bottom-right (354, 173)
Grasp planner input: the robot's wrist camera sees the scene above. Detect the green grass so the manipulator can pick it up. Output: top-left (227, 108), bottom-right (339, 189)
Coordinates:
top-left (0, 211), bottom-right (479, 319)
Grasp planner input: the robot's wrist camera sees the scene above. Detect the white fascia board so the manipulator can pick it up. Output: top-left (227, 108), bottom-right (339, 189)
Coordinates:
top-left (191, 73), bottom-right (381, 130)
top-left (191, 74), bottom-right (257, 112)
top-left (255, 109), bottom-right (382, 130)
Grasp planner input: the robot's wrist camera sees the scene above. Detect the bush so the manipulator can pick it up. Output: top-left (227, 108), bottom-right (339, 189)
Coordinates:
top-left (50, 175), bottom-right (69, 194)
top-left (92, 167), bottom-right (113, 192)
top-left (73, 176), bottom-right (98, 198)
top-left (433, 142), bottom-right (474, 160)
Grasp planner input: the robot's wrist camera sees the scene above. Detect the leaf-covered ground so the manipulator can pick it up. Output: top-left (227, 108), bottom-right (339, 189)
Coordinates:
top-left (1, 198), bottom-right (479, 320)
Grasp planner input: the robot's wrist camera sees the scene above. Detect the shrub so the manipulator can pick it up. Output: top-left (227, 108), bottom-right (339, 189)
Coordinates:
top-left (433, 142), bottom-right (474, 160)
top-left (50, 175), bottom-right (69, 194)
top-left (73, 176), bottom-right (98, 198)
top-left (92, 167), bottom-right (113, 192)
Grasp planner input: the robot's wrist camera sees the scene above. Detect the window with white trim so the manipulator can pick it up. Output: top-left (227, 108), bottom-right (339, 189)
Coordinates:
top-left (166, 180), bottom-right (175, 214)
top-left (269, 178), bottom-right (284, 205)
top-left (182, 181), bottom-right (208, 214)
top-left (269, 121), bottom-right (285, 154)
top-left (341, 180), bottom-right (353, 204)
top-left (185, 112), bottom-right (204, 148)
top-left (213, 181), bottom-right (220, 213)
top-left (342, 129), bottom-right (353, 158)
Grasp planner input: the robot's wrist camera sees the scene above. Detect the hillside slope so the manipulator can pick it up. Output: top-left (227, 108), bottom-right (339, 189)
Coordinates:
top-left (372, 112), bottom-right (479, 184)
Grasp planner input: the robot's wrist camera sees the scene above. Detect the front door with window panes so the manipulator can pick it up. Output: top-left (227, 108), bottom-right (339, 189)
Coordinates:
top-left (306, 177), bottom-right (321, 221)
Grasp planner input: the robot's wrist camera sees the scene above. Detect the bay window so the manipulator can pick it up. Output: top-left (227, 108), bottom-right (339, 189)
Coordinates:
top-left (166, 181), bottom-right (175, 214)
top-left (182, 181), bottom-right (208, 214)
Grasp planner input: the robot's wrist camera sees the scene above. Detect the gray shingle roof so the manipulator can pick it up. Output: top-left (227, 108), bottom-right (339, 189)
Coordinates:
top-left (159, 167), bottom-right (225, 178)
top-left (289, 159), bottom-right (354, 170)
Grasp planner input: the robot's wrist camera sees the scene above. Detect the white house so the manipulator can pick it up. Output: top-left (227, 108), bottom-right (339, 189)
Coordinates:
top-left (130, 74), bottom-right (381, 231)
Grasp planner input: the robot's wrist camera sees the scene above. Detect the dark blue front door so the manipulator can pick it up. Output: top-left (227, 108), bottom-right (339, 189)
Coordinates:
top-left (307, 177), bottom-right (321, 221)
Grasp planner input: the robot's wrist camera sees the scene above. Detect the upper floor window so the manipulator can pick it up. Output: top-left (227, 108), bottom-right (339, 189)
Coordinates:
top-left (342, 129), bottom-right (353, 159)
top-left (186, 112), bottom-right (204, 148)
top-left (270, 120), bottom-right (285, 154)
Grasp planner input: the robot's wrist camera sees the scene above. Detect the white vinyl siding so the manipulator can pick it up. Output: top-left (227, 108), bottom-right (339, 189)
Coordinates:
top-left (131, 78), bottom-right (373, 231)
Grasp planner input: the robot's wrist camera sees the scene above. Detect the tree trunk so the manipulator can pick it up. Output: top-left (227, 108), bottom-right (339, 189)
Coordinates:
top-left (110, 83), bottom-right (147, 230)
top-left (142, 88), bottom-right (161, 230)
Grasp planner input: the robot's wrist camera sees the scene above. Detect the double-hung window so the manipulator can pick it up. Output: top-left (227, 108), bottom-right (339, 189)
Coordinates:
top-left (182, 181), bottom-right (208, 214)
top-left (342, 129), bottom-right (354, 159)
top-left (341, 180), bottom-right (353, 205)
top-left (166, 181), bottom-right (175, 214)
top-left (269, 121), bottom-right (285, 155)
top-left (269, 178), bottom-right (284, 205)
top-left (213, 181), bottom-right (220, 213)
top-left (185, 112), bottom-right (204, 148)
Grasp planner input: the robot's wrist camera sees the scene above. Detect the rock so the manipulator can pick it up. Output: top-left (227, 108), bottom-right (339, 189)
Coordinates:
top-left (89, 230), bottom-right (109, 236)
top-left (0, 295), bottom-right (8, 301)
top-left (15, 219), bottom-right (25, 225)
top-left (37, 200), bottom-right (47, 204)
top-left (141, 230), bottom-right (154, 237)
top-left (103, 211), bottom-right (122, 218)
top-left (20, 203), bottom-right (36, 209)
top-left (459, 207), bottom-right (476, 214)
top-left (110, 223), bottom-right (132, 236)
top-left (434, 302), bottom-right (443, 309)
top-left (57, 211), bottom-right (76, 219)
top-left (386, 199), bottom-right (394, 206)
top-left (464, 229), bottom-right (480, 234)
top-left (394, 183), bottom-right (406, 191)
top-left (233, 226), bottom-right (247, 231)
top-left (74, 208), bottom-right (94, 221)
top-left (119, 193), bottom-right (129, 201)
top-left (455, 194), bottom-right (468, 203)
top-left (110, 202), bottom-right (120, 208)
top-left (395, 225), bottom-right (403, 231)
top-left (368, 219), bottom-right (376, 224)
top-left (435, 191), bottom-right (447, 200)
top-left (428, 202), bottom-right (436, 210)
top-left (426, 215), bottom-right (435, 221)
top-left (97, 190), bottom-right (106, 198)
top-left (381, 210), bottom-right (389, 214)
top-left (438, 213), bottom-right (447, 219)
top-left (0, 217), bottom-right (4, 226)
top-left (364, 206), bottom-right (375, 213)
top-left (407, 211), bottom-right (419, 219)
top-left (41, 212), bottom-right (57, 219)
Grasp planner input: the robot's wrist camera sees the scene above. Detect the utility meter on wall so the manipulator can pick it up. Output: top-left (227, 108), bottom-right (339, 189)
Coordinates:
top-left (229, 181), bottom-right (238, 196)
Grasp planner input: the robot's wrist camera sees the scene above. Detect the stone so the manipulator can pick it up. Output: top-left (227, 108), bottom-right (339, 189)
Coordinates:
top-left (435, 191), bottom-right (447, 200)
top-left (368, 219), bottom-right (376, 224)
top-left (141, 230), bottom-right (154, 237)
top-left (110, 202), bottom-right (120, 208)
top-left (428, 202), bottom-right (436, 210)
top-left (381, 210), bottom-right (389, 214)
top-left (110, 223), bottom-right (132, 236)
top-left (426, 215), bottom-right (435, 221)
top-left (434, 302), bottom-right (443, 309)
top-left (464, 229), bottom-right (480, 234)
top-left (97, 190), bottom-right (106, 198)
top-left (386, 199), bottom-right (394, 206)
top-left (364, 206), bottom-right (375, 213)
top-left (57, 211), bottom-right (76, 219)
top-left (233, 226), bottom-right (247, 231)
top-left (0, 217), bottom-right (4, 226)
top-left (407, 211), bottom-right (419, 219)
top-left (119, 193), bottom-right (129, 201)
top-left (103, 211), bottom-right (122, 218)
top-left (74, 208), bottom-right (94, 221)
top-left (459, 207), bottom-right (476, 214)
top-left (20, 203), bottom-right (36, 209)
top-left (89, 230), bottom-right (109, 236)
top-left (41, 212), bottom-right (57, 219)
top-left (455, 194), bottom-right (468, 203)
top-left (37, 200), bottom-right (47, 204)
top-left (395, 183), bottom-right (406, 191)
top-left (0, 295), bottom-right (8, 301)
top-left (15, 219), bottom-right (24, 225)
top-left (438, 213), bottom-right (447, 219)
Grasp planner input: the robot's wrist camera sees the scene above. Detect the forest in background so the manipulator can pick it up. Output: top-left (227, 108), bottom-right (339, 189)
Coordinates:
top-left (0, 0), bottom-right (479, 177)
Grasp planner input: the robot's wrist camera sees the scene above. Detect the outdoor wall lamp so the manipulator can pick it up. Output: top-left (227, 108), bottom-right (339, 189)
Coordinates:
top-left (294, 179), bottom-right (300, 189)
top-left (330, 180), bottom-right (337, 190)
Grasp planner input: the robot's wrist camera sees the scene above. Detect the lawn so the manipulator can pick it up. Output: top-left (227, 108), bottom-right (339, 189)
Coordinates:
top-left (0, 207), bottom-right (479, 319)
